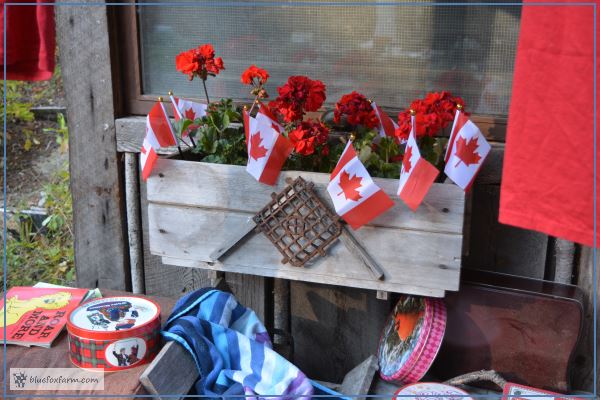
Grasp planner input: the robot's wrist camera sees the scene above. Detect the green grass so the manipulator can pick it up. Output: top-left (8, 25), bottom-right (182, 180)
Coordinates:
top-left (4, 161), bottom-right (75, 287)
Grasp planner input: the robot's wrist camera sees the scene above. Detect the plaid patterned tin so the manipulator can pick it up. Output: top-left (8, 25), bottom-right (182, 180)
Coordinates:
top-left (67, 296), bottom-right (161, 370)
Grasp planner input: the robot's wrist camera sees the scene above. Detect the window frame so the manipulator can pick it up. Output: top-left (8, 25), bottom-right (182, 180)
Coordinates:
top-left (111, 4), bottom-right (508, 142)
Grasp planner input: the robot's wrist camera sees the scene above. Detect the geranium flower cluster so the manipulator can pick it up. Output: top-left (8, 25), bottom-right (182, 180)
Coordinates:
top-left (395, 91), bottom-right (465, 141)
top-left (288, 120), bottom-right (330, 156)
top-left (241, 65), bottom-right (270, 99)
top-left (333, 91), bottom-right (379, 130)
top-left (175, 44), bottom-right (224, 81)
top-left (268, 76), bottom-right (326, 123)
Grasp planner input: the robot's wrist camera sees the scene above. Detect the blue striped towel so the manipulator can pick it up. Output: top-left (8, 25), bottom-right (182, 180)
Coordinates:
top-left (163, 288), bottom-right (314, 399)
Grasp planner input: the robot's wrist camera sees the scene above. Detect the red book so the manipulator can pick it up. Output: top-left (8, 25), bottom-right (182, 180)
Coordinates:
top-left (0, 286), bottom-right (89, 347)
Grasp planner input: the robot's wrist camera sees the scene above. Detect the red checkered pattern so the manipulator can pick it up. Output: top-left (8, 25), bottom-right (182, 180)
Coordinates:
top-left (402, 299), bottom-right (447, 383)
top-left (68, 323), bottom-right (161, 370)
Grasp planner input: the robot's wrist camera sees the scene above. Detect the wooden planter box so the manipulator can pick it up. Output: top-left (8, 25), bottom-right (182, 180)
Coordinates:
top-left (147, 158), bottom-right (465, 298)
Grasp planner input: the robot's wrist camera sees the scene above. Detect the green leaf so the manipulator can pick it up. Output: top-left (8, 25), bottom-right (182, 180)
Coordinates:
top-left (358, 145), bottom-right (372, 164)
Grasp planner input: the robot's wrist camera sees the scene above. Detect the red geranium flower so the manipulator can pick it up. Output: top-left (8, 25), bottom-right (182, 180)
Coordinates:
top-left (333, 91), bottom-right (379, 130)
top-left (394, 91), bottom-right (466, 140)
top-left (175, 50), bottom-right (200, 79)
top-left (175, 44), bottom-right (225, 81)
top-left (241, 65), bottom-right (270, 99)
top-left (288, 119), bottom-right (330, 156)
top-left (269, 76), bottom-right (326, 123)
top-left (241, 65), bottom-right (269, 86)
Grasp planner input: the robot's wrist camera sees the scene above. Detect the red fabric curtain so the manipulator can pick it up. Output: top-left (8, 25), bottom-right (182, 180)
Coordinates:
top-left (0, 0), bottom-right (55, 81)
top-left (499, 1), bottom-right (599, 247)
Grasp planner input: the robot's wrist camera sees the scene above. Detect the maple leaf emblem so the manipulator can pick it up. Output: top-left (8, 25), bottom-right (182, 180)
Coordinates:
top-left (249, 131), bottom-right (268, 160)
top-left (184, 107), bottom-right (196, 120)
top-left (402, 145), bottom-right (413, 173)
top-left (454, 136), bottom-right (481, 167)
top-left (338, 170), bottom-right (363, 202)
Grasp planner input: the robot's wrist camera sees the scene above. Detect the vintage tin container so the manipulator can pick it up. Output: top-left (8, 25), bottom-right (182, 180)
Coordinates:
top-left (377, 295), bottom-right (446, 384)
top-left (393, 382), bottom-right (473, 400)
top-left (67, 296), bottom-right (161, 370)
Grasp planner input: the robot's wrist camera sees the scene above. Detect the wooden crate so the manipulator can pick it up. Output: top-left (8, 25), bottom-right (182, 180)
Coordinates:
top-left (146, 158), bottom-right (465, 297)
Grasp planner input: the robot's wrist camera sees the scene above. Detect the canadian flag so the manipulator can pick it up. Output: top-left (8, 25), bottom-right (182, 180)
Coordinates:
top-left (372, 101), bottom-right (398, 138)
top-left (140, 101), bottom-right (178, 181)
top-left (170, 95), bottom-right (208, 122)
top-left (397, 114), bottom-right (439, 211)
top-left (140, 136), bottom-right (159, 181)
top-left (170, 95), bottom-right (207, 138)
top-left (246, 107), bottom-right (293, 185)
top-left (327, 141), bottom-right (394, 230)
top-left (444, 110), bottom-right (491, 190)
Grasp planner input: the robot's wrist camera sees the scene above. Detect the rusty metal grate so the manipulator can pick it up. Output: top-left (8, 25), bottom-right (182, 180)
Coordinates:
top-left (253, 177), bottom-right (342, 268)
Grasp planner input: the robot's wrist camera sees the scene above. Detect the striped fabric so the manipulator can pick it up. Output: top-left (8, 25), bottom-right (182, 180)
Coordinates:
top-left (163, 288), bottom-right (313, 399)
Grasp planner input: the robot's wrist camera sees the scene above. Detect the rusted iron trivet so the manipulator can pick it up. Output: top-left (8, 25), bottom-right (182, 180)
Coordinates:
top-left (253, 177), bottom-right (342, 267)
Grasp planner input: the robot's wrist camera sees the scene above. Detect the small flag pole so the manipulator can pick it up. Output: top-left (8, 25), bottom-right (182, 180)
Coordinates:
top-left (159, 96), bottom-right (184, 159)
top-left (169, 90), bottom-right (197, 148)
top-left (445, 103), bottom-right (462, 163)
top-left (248, 99), bottom-right (260, 116)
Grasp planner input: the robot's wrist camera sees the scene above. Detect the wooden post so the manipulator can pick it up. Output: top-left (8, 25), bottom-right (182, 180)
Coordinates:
top-left (125, 153), bottom-right (144, 294)
top-left (56, 3), bottom-right (129, 290)
top-left (273, 278), bottom-right (290, 345)
top-left (552, 239), bottom-right (576, 284)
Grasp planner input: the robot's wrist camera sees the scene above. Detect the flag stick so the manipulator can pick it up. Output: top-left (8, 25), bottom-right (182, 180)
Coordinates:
top-left (248, 99), bottom-right (260, 116)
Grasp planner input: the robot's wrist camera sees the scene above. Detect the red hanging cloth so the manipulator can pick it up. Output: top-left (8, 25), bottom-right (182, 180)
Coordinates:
top-left (0, 0), bottom-right (55, 81)
top-left (499, 0), bottom-right (600, 247)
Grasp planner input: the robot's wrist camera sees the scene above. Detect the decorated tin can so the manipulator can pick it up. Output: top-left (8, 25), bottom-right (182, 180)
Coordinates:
top-left (67, 296), bottom-right (161, 370)
top-left (393, 382), bottom-right (473, 400)
top-left (377, 295), bottom-right (446, 384)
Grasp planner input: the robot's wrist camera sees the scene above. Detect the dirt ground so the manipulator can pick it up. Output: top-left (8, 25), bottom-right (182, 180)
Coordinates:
top-left (3, 72), bottom-right (67, 210)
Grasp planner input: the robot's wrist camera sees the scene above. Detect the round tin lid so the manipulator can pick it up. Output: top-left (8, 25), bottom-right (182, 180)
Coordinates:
top-left (68, 296), bottom-right (160, 339)
top-left (377, 296), bottom-right (445, 383)
top-left (393, 382), bottom-right (473, 400)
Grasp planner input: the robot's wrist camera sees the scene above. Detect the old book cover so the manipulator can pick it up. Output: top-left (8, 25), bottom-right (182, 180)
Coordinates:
top-left (0, 286), bottom-right (88, 347)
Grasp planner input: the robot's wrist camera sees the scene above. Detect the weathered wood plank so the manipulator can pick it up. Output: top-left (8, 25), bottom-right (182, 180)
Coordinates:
top-left (339, 355), bottom-right (379, 399)
top-left (151, 203), bottom-right (459, 296)
top-left (116, 116), bottom-right (188, 155)
top-left (209, 217), bottom-right (256, 261)
top-left (290, 282), bottom-right (393, 382)
top-left (339, 227), bottom-right (385, 281)
top-left (463, 185), bottom-right (548, 278)
top-left (160, 257), bottom-right (446, 299)
top-left (147, 159), bottom-right (465, 235)
top-left (140, 170), bottom-right (216, 298)
top-left (474, 143), bottom-right (504, 185)
top-left (551, 239), bottom-right (576, 284)
top-left (56, 4), bottom-right (128, 289)
top-left (224, 273), bottom-right (271, 327)
top-left (139, 341), bottom-right (197, 400)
